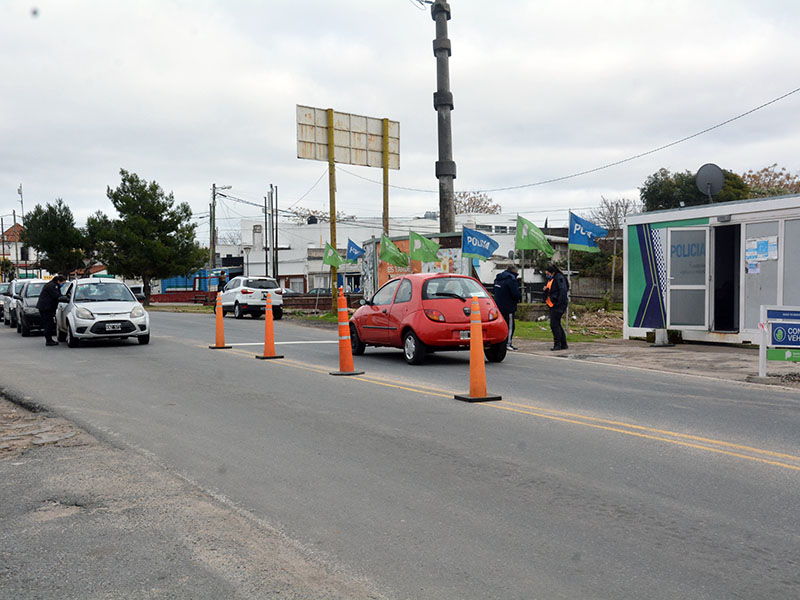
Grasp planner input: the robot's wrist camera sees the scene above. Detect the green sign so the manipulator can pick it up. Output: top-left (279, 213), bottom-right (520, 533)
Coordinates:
top-left (767, 348), bottom-right (800, 362)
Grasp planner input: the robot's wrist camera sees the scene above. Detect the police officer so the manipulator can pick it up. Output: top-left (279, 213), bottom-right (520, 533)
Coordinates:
top-left (37, 275), bottom-right (66, 346)
top-left (543, 264), bottom-right (569, 350)
top-left (493, 264), bottom-right (522, 350)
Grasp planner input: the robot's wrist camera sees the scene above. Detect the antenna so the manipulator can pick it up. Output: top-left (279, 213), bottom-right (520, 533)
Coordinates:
top-left (695, 163), bottom-right (724, 202)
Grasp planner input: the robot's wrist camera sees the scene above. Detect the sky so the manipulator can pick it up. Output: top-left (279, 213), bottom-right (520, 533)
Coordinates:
top-left (2, 0), bottom-right (800, 242)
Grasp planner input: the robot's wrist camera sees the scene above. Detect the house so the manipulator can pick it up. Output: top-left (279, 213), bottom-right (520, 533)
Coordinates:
top-left (623, 194), bottom-right (800, 344)
top-left (1, 223), bottom-right (36, 280)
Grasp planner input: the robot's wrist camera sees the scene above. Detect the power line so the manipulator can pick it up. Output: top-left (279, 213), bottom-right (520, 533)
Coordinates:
top-left (337, 84), bottom-right (800, 195)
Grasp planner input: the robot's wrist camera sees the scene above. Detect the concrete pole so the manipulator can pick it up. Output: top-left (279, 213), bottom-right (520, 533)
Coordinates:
top-left (209, 184), bottom-right (216, 272)
top-left (431, 0), bottom-right (456, 234)
top-left (382, 118), bottom-right (390, 235)
top-left (327, 108), bottom-right (338, 312)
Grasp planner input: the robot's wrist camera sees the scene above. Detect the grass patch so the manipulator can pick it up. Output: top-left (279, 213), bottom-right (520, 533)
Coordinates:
top-left (515, 313), bottom-right (623, 343)
top-left (288, 311), bottom-right (339, 324)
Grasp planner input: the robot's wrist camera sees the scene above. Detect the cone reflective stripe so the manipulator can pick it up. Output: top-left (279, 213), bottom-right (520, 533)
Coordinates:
top-left (255, 292), bottom-right (284, 360)
top-left (330, 286), bottom-right (364, 376)
top-left (454, 296), bottom-right (501, 402)
top-left (208, 292), bottom-right (231, 349)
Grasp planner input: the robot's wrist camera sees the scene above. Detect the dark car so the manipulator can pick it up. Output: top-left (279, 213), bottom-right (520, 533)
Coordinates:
top-left (349, 273), bottom-right (509, 365)
top-left (15, 280), bottom-right (47, 337)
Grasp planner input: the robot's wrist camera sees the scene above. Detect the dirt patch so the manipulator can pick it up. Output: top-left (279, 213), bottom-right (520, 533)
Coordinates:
top-left (0, 397), bottom-right (94, 459)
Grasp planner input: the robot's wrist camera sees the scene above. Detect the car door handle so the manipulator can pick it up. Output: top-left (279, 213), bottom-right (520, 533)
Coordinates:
top-left (382, 309), bottom-right (387, 314)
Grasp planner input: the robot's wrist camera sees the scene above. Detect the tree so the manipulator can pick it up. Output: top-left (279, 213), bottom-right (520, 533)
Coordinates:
top-left (288, 207), bottom-right (350, 224)
top-left (639, 168), bottom-right (749, 212)
top-left (20, 199), bottom-right (85, 275)
top-left (740, 163), bottom-right (800, 198)
top-left (0, 257), bottom-right (14, 280)
top-left (95, 170), bottom-right (207, 303)
top-left (454, 191), bottom-right (501, 214)
top-left (588, 197), bottom-right (640, 290)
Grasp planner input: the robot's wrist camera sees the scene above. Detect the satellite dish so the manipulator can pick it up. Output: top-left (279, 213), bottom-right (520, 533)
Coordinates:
top-left (696, 163), bottom-right (725, 201)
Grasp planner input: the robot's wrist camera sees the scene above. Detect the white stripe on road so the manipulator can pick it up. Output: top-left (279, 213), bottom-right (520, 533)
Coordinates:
top-left (226, 341), bottom-right (339, 346)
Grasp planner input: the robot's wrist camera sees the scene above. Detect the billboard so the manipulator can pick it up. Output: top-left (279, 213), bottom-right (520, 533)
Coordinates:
top-left (296, 105), bottom-right (399, 169)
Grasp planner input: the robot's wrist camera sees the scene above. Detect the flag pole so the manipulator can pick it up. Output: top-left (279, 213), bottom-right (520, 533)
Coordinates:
top-left (566, 210), bottom-right (571, 335)
top-left (517, 213), bottom-right (524, 302)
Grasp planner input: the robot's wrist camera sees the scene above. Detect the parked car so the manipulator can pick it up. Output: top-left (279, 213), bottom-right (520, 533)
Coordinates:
top-left (55, 278), bottom-right (150, 347)
top-left (306, 287), bottom-right (331, 296)
top-left (0, 282), bottom-right (8, 322)
top-left (14, 279), bottom-right (47, 337)
top-left (280, 287), bottom-right (303, 296)
top-left (349, 273), bottom-right (509, 365)
top-left (220, 276), bottom-right (283, 319)
top-left (2, 280), bottom-right (23, 328)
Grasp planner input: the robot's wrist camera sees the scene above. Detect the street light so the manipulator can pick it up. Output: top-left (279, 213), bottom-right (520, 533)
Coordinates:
top-left (243, 244), bottom-right (252, 277)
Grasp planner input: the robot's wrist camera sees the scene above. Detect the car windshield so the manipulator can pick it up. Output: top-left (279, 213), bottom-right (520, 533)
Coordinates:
top-left (23, 283), bottom-right (45, 297)
top-left (245, 279), bottom-right (279, 290)
top-left (74, 283), bottom-right (135, 302)
top-left (423, 277), bottom-right (489, 300)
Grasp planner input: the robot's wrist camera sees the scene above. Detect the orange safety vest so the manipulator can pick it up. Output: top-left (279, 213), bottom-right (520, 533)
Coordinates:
top-left (544, 279), bottom-right (554, 308)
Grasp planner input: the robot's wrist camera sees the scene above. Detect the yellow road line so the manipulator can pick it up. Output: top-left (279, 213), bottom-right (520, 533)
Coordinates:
top-left (204, 344), bottom-right (800, 471)
top-left (486, 402), bottom-right (800, 472)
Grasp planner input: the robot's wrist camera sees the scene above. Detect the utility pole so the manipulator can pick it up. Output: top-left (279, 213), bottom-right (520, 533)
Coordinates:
top-left (273, 185), bottom-right (279, 279)
top-left (264, 192), bottom-right (270, 277)
top-left (268, 185), bottom-right (275, 279)
top-left (17, 184), bottom-right (24, 225)
top-left (431, 0), bottom-right (456, 233)
top-left (210, 184), bottom-right (216, 271)
top-left (13, 210), bottom-right (19, 275)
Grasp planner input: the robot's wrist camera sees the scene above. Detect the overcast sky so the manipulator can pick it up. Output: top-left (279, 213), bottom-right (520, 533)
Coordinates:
top-left (2, 0), bottom-right (799, 241)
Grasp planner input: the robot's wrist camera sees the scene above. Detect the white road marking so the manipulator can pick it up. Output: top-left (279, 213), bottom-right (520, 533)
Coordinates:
top-left (227, 341), bottom-right (338, 346)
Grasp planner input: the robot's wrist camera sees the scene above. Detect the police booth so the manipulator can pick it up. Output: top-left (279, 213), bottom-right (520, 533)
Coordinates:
top-left (623, 194), bottom-right (800, 344)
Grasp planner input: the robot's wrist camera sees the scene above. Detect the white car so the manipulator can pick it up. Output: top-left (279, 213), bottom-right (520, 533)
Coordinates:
top-left (2, 280), bottom-right (24, 328)
top-left (220, 276), bottom-right (283, 319)
top-left (56, 278), bottom-right (150, 347)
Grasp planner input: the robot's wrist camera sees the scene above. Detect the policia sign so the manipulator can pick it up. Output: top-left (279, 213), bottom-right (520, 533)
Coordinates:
top-left (759, 305), bottom-right (800, 377)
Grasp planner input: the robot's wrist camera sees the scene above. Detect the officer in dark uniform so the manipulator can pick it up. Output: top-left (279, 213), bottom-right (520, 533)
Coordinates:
top-left (36, 275), bottom-right (66, 346)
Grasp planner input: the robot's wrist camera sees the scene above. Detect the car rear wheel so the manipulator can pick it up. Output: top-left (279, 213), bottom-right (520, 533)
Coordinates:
top-left (272, 306), bottom-right (283, 320)
top-left (16, 317), bottom-right (22, 334)
top-left (138, 333), bottom-right (150, 345)
top-left (403, 330), bottom-right (427, 365)
top-left (66, 324), bottom-right (80, 348)
top-left (234, 302), bottom-right (244, 319)
top-left (484, 341), bottom-right (507, 363)
top-left (350, 324), bottom-right (365, 355)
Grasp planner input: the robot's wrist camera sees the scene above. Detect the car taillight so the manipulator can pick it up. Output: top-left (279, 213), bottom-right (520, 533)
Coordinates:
top-left (488, 308), bottom-right (498, 321)
top-left (241, 289), bottom-right (254, 295)
top-left (425, 309), bottom-right (446, 322)
top-left (274, 289), bottom-right (282, 295)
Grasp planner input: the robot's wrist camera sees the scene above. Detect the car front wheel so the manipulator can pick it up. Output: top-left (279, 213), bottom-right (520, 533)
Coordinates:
top-left (350, 324), bottom-right (366, 355)
top-left (138, 333), bottom-right (150, 345)
top-left (403, 330), bottom-right (427, 365)
top-left (57, 328), bottom-right (67, 342)
top-left (66, 324), bottom-right (80, 348)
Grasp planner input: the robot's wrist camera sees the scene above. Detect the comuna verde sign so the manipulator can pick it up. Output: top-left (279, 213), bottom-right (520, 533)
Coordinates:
top-left (759, 305), bottom-right (800, 377)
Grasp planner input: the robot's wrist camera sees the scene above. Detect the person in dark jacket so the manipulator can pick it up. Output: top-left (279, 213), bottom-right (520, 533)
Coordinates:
top-left (543, 264), bottom-right (569, 350)
top-left (36, 275), bottom-right (66, 346)
top-left (493, 264), bottom-right (522, 350)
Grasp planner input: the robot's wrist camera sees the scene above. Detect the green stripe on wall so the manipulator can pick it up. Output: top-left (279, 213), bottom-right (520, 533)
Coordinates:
top-left (627, 225), bottom-right (646, 324)
top-left (651, 217), bottom-right (709, 229)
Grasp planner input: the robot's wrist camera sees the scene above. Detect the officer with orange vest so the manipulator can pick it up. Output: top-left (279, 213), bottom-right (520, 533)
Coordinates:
top-left (543, 264), bottom-right (569, 351)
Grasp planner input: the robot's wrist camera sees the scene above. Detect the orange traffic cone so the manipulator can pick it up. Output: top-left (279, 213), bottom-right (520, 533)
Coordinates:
top-left (208, 292), bottom-right (231, 349)
top-left (255, 293), bottom-right (284, 360)
top-left (330, 286), bottom-right (364, 376)
top-left (454, 296), bottom-right (501, 402)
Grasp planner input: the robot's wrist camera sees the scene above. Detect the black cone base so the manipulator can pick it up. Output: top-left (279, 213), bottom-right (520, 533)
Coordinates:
top-left (255, 354), bottom-right (284, 360)
top-left (330, 370), bottom-right (365, 376)
top-left (454, 393), bottom-right (502, 403)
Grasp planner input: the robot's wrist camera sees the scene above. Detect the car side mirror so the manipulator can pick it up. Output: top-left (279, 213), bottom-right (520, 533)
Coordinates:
top-left (58, 295), bottom-right (69, 303)
top-left (13, 294), bottom-right (21, 300)
top-left (134, 293), bottom-right (146, 302)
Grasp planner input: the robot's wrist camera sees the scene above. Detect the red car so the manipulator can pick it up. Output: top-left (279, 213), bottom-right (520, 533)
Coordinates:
top-left (349, 273), bottom-right (509, 365)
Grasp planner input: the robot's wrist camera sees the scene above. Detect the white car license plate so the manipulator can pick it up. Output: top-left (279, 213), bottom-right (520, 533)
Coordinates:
top-left (105, 323), bottom-right (122, 331)
top-left (459, 330), bottom-right (470, 340)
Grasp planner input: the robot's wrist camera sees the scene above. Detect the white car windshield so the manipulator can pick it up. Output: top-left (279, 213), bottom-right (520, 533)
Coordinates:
top-left (74, 283), bottom-right (135, 302)
top-left (245, 279), bottom-right (279, 290)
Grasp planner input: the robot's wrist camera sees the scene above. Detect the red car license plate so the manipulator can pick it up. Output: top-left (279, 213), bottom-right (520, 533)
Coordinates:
top-left (459, 330), bottom-right (470, 340)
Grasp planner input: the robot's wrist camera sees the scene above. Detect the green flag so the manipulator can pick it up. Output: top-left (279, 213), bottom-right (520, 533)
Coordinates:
top-left (322, 242), bottom-right (345, 268)
top-left (516, 215), bottom-right (555, 257)
top-left (380, 234), bottom-right (409, 267)
top-left (408, 231), bottom-right (440, 263)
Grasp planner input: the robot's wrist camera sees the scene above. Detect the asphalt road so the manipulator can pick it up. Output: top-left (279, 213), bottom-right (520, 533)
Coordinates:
top-left (2, 312), bottom-right (799, 599)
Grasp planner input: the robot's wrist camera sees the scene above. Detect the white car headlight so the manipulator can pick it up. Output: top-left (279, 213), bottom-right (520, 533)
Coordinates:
top-left (130, 305), bottom-right (145, 318)
top-left (24, 306), bottom-right (38, 314)
top-left (75, 306), bottom-right (95, 320)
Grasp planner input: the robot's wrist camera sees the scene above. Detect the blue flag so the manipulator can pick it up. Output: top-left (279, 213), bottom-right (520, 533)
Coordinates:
top-left (569, 212), bottom-right (608, 253)
top-left (461, 226), bottom-right (499, 261)
top-left (346, 239), bottom-right (365, 262)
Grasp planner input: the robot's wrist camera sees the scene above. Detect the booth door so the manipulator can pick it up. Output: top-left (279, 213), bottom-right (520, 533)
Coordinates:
top-left (667, 228), bottom-right (709, 329)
